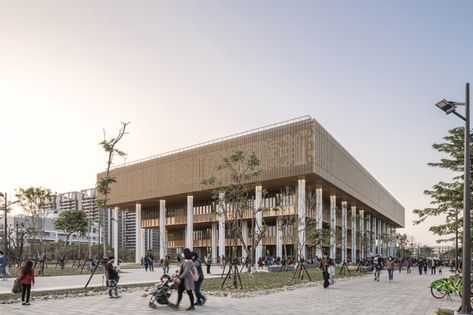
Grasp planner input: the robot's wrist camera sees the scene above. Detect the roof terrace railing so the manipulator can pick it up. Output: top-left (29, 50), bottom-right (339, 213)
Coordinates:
top-left (111, 115), bottom-right (312, 170)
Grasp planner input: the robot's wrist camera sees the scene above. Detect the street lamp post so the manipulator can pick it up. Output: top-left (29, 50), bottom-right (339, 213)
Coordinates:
top-left (435, 82), bottom-right (471, 314)
top-left (0, 193), bottom-right (20, 261)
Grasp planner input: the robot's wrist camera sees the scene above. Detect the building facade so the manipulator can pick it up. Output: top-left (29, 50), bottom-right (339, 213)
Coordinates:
top-left (100, 116), bottom-right (405, 263)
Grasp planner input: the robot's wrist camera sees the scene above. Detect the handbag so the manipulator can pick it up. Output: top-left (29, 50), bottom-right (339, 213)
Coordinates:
top-left (12, 278), bottom-right (22, 294)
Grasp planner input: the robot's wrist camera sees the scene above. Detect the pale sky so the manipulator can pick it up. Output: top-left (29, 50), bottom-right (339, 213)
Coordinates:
top-left (1, 0), bottom-right (472, 246)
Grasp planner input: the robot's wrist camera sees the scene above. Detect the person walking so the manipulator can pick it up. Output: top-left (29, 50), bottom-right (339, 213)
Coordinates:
top-left (149, 255), bottom-right (154, 272)
top-left (418, 259), bottom-right (423, 275)
top-left (19, 260), bottom-right (35, 305)
top-left (406, 259), bottom-right (412, 274)
top-left (373, 256), bottom-right (382, 281)
top-left (169, 248), bottom-right (195, 311)
top-left (191, 251), bottom-right (206, 305)
top-left (144, 256), bottom-right (149, 272)
top-left (162, 255), bottom-right (170, 274)
top-left (105, 256), bottom-right (119, 298)
top-left (320, 253), bottom-right (331, 288)
top-left (0, 251), bottom-right (8, 281)
top-left (205, 255), bottom-right (211, 274)
top-left (386, 256), bottom-right (395, 283)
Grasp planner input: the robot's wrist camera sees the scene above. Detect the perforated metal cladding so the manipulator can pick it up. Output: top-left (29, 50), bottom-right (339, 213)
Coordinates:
top-left (102, 120), bottom-right (314, 205)
top-left (312, 120), bottom-right (404, 226)
top-left (99, 118), bottom-right (404, 227)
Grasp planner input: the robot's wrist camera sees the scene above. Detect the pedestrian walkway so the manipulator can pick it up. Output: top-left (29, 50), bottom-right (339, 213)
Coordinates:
top-left (0, 267), bottom-right (460, 314)
top-left (0, 266), bottom-right (224, 294)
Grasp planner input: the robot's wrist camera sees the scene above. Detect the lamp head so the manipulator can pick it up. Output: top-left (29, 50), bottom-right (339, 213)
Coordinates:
top-left (435, 99), bottom-right (457, 114)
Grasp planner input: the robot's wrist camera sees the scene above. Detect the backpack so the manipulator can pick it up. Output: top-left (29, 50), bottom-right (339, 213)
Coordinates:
top-left (12, 278), bottom-right (22, 294)
top-left (192, 266), bottom-right (199, 282)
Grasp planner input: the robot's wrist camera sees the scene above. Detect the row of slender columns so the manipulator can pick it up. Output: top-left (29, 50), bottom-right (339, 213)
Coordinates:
top-left (131, 181), bottom-right (394, 264)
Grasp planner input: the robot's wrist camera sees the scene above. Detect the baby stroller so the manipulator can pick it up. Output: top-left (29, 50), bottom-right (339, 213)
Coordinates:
top-left (148, 274), bottom-right (175, 308)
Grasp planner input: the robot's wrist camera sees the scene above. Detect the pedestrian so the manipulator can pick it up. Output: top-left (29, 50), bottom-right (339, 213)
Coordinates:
top-left (191, 251), bottom-right (206, 306)
top-left (19, 260), bottom-right (35, 305)
top-left (320, 253), bottom-right (331, 288)
top-left (0, 251), bottom-right (8, 281)
top-left (423, 259), bottom-right (428, 274)
top-left (205, 255), bottom-right (211, 274)
top-left (418, 259), bottom-right (423, 275)
top-left (169, 248), bottom-right (195, 311)
top-left (386, 256), bottom-right (395, 283)
top-left (105, 256), bottom-right (119, 298)
top-left (162, 255), bottom-right (170, 274)
top-left (328, 259), bottom-right (336, 285)
top-left (176, 254), bottom-right (181, 268)
top-left (406, 259), bottom-right (412, 274)
top-left (373, 256), bottom-right (382, 281)
top-left (430, 258), bottom-right (436, 275)
top-left (144, 256), bottom-right (149, 271)
top-left (149, 255), bottom-right (154, 272)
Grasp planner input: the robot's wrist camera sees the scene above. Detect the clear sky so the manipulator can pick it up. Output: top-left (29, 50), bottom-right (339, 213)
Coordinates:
top-left (1, 0), bottom-right (472, 246)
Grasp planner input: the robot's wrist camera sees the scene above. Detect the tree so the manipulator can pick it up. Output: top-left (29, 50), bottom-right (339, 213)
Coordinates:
top-left (54, 210), bottom-right (88, 256)
top-left (202, 150), bottom-right (266, 287)
top-left (16, 187), bottom-right (55, 257)
top-left (97, 121), bottom-right (131, 256)
top-left (413, 127), bottom-right (472, 243)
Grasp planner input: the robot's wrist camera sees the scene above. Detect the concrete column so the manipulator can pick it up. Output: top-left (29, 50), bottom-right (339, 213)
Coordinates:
top-left (218, 193), bottom-right (226, 260)
top-left (242, 221), bottom-right (249, 258)
top-left (341, 201), bottom-right (347, 263)
top-left (297, 179), bottom-right (306, 260)
top-left (159, 200), bottom-right (166, 259)
top-left (372, 217), bottom-right (377, 255)
top-left (315, 188), bottom-right (323, 258)
top-left (329, 195), bottom-right (336, 259)
top-left (140, 228), bottom-right (146, 258)
top-left (276, 217), bottom-right (283, 258)
top-left (211, 223), bottom-right (218, 263)
top-left (255, 185), bottom-right (264, 261)
top-left (351, 206), bottom-right (357, 263)
top-left (359, 210), bottom-right (364, 259)
top-left (367, 213), bottom-right (371, 257)
top-left (113, 207), bottom-right (119, 267)
top-left (186, 196), bottom-right (193, 250)
top-left (377, 219), bottom-right (382, 256)
top-left (135, 203), bottom-right (142, 263)
top-left (107, 208), bottom-right (112, 245)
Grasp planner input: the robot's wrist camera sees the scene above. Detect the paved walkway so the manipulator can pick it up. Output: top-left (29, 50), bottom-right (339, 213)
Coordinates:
top-left (0, 268), bottom-right (461, 314)
top-left (0, 265), bottom-right (225, 293)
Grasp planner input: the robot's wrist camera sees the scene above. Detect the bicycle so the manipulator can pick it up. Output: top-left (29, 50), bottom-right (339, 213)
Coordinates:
top-left (430, 276), bottom-right (462, 300)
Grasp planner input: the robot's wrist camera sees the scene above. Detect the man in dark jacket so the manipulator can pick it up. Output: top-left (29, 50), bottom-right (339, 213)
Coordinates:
top-left (105, 256), bottom-right (119, 298)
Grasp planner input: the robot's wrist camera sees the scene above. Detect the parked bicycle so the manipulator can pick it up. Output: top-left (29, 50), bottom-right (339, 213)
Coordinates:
top-left (430, 276), bottom-right (462, 300)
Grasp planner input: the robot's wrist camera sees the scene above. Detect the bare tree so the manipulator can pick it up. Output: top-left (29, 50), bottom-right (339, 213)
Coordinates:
top-left (16, 187), bottom-right (55, 258)
top-left (97, 121), bottom-right (130, 257)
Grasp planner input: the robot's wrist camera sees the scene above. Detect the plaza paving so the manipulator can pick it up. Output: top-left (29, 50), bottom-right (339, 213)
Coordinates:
top-left (0, 267), bottom-right (462, 315)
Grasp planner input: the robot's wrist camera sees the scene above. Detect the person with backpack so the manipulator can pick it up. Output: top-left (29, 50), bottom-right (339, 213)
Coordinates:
top-left (105, 256), bottom-right (119, 298)
top-left (191, 251), bottom-right (207, 305)
top-left (19, 260), bottom-right (35, 305)
top-left (169, 248), bottom-right (195, 311)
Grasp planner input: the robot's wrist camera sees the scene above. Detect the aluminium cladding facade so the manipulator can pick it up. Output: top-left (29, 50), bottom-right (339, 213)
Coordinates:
top-left (101, 116), bottom-right (404, 262)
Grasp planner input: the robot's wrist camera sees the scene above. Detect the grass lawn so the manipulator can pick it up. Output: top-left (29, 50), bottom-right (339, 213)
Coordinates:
top-left (202, 266), bottom-right (362, 292)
